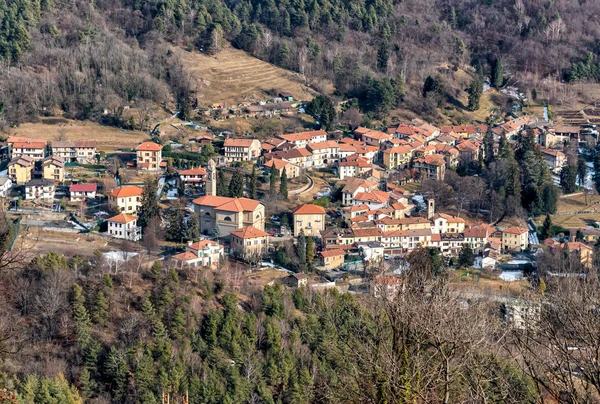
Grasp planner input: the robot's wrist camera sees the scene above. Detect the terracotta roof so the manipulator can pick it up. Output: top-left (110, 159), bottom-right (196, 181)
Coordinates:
top-left (278, 130), bottom-right (327, 142)
top-left (108, 186), bottom-right (143, 198)
top-left (172, 251), bottom-right (200, 261)
top-left (383, 145), bottom-right (414, 154)
top-left (136, 142), bottom-right (162, 151)
top-left (352, 228), bottom-right (383, 237)
top-left (230, 226), bottom-right (269, 239)
top-left (12, 140), bottom-right (46, 149)
top-left (432, 213), bottom-right (466, 223)
top-left (280, 148), bottom-right (313, 159)
top-left (189, 239), bottom-right (220, 250)
top-left (224, 138), bottom-right (258, 147)
top-left (456, 140), bottom-right (479, 152)
top-left (350, 215), bottom-right (370, 223)
top-left (502, 226), bottom-right (528, 235)
top-left (354, 190), bottom-right (390, 204)
top-left (339, 157), bottom-right (371, 167)
top-left (464, 224), bottom-right (494, 238)
top-left (8, 155), bottom-right (35, 167)
top-left (293, 204), bottom-right (326, 215)
top-left (540, 148), bottom-right (565, 158)
top-left (416, 154), bottom-right (446, 166)
top-left (320, 249), bottom-right (345, 258)
top-left (360, 129), bottom-right (392, 141)
top-left (264, 158), bottom-right (293, 170)
top-left (307, 141), bottom-right (340, 150)
top-left (108, 213), bottom-right (137, 224)
top-left (42, 156), bottom-right (64, 168)
top-left (192, 195), bottom-right (261, 212)
top-left (179, 167), bottom-right (207, 176)
top-left (53, 140), bottom-right (97, 148)
top-left (342, 204), bottom-right (369, 212)
top-left (70, 183), bottom-right (97, 193)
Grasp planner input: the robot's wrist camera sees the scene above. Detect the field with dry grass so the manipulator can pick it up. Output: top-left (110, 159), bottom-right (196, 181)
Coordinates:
top-left (176, 47), bottom-right (319, 106)
top-left (535, 193), bottom-right (600, 229)
top-left (5, 118), bottom-right (151, 152)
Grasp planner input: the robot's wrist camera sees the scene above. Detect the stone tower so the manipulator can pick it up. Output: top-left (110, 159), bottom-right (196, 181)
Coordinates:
top-left (206, 159), bottom-right (217, 196)
top-left (427, 198), bottom-right (435, 219)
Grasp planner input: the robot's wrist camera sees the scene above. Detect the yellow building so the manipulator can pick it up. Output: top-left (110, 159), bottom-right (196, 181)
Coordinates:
top-left (319, 249), bottom-right (345, 269)
top-left (383, 145), bottom-right (414, 169)
top-left (8, 155), bottom-right (34, 185)
top-left (501, 227), bottom-right (529, 251)
top-left (42, 156), bottom-right (65, 183)
top-left (230, 226), bottom-right (269, 262)
top-left (292, 204), bottom-right (326, 237)
top-left (108, 186), bottom-right (143, 214)
top-left (264, 158), bottom-right (301, 178)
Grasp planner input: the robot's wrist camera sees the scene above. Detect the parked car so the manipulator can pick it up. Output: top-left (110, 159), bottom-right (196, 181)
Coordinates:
top-left (268, 231), bottom-right (275, 236)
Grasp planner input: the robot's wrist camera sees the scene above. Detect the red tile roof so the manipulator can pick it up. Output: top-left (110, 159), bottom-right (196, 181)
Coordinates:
top-left (502, 226), bottom-right (528, 235)
top-left (136, 142), bottom-right (162, 151)
top-left (224, 138), bottom-right (258, 147)
top-left (108, 213), bottom-right (137, 223)
top-left (108, 186), bottom-right (143, 198)
top-left (192, 196), bottom-right (261, 212)
top-left (293, 204), bottom-right (326, 215)
top-left (70, 183), bottom-right (97, 193)
top-left (320, 249), bottom-right (345, 258)
top-left (230, 226), bottom-right (269, 239)
top-left (179, 167), bottom-right (207, 176)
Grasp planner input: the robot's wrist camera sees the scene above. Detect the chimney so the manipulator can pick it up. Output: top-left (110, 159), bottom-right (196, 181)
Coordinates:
top-left (187, 240), bottom-right (193, 246)
top-left (427, 198), bottom-right (435, 220)
top-left (570, 232), bottom-right (576, 242)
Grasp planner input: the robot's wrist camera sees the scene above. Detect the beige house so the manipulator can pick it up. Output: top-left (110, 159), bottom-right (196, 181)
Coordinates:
top-left (383, 145), bottom-right (414, 169)
top-left (540, 148), bottom-right (567, 173)
top-left (136, 142), bottom-right (163, 171)
top-left (223, 138), bottom-right (261, 162)
top-left (306, 141), bottom-right (340, 167)
top-left (192, 195), bottom-right (265, 237)
top-left (430, 213), bottom-right (466, 234)
top-left (107, 213), bottom-right (141, 241)
top-left (8, 155), bottom-right (34, 184)
top-left (230, 226), bottom-right (269, 262)
top-left (292, 204), bottom-right (326, 237)
top-left (42, 156), bottom-right (65, 183)
top-left (52, 141), bottom-right (97, 163)
top-left (319, 249), bottom-right (345, 270)
top-left (277, 130), bottom-right (327, 147)
top-left (501, 227), bottom-right (529, 251)
top-left (108, 186), bottom-right (143, 214)
top-left (264, 158), bottom-right (301, 178)
top-left (413, 154), bottom-right (446, 181)
top-left (171, 239), bottom-right (224, 268)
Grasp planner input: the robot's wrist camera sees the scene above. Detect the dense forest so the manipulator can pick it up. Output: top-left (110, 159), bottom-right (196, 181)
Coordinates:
top-left (1, 225), bottom-right (600, 403)
top-left (2, 0), bottom-right (600, 125)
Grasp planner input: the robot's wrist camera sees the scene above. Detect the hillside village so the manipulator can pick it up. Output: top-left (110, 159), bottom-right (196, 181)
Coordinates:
top-left (1, 109), bottom-right (596, 292)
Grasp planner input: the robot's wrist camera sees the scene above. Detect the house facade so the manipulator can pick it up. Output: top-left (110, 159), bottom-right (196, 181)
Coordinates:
top-left (172, 239), bottom-right (224, 268)
top-left (136, 142), bottom-right (163, 171)
top-left (10, 139), bottom-right (46, 161)
top-left (501, 227), bottom-right (529, 251)
top-left (52, 141), bottom-right (97, 163)
top-left (25, 179), bottom-right (55, 201)
top-left (42, 156), bottom-right (65, 183)
top-left (319, 249), bottom-right (345, 269)
top-left (107, 214), bottom-right (141, 241)
top-left (8, 156), bottom-right (34, 184)
top-left (70, 183), bottom-right (97, 202)
top-left (230, 226), bottom-right (269, 261)
top-left (108, 186), bottom-right (143, 214)
top-left (223, 139), bottom-right (261, 162)
top-left (292, 204), bottom-right (326, 237)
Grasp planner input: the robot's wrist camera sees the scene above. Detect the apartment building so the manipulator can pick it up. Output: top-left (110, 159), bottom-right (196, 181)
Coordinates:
top-left (8, 155), bottom-right (34, 184)
top-left (9, 137), bottom-right (46, 161)
top-left (292, 204), bottom-right (326, 237)
top-left (42, 156), bottom-right (65, 183)
top-left (136, 142), bottom-right (163, 171)
top-left (52, 141), bottom-right (97, 163)
top-left (230, 226), bottom-right (269, 262)
top-left (172, 239), bottom-right (224, 268)
top-left (24, 179), bottom-right (55, 201)
top-left (108, 186), bottom-right (143, 214)
top-left (107, 213), bottom-right (141, 241)
top-left (223, 138), bottom-right (261, 162)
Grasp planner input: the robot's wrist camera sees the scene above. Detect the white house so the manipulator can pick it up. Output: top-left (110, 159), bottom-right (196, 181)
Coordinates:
top-left (69, 183), bottom-right (97, 202)
top-left (24, 179), bottom-right (55, 201)
top-left (0, 178), bottom-right (12, 197)
top-left (107, 214), bottom-right (141, 241)
top-left (171, 239), bottom-right (224, 269)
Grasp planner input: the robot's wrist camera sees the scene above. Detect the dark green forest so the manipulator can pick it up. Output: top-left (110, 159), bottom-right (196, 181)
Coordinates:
top-left (1, 0), bottom-right (600, 125)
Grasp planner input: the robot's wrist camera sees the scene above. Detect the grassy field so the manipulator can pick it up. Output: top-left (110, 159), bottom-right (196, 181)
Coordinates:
top-left (535, 193), bottom-right (600, 229)
top-left (176, 47), bottom-right (319, 106)
top-left (6, 119), bottom-right (151, 152)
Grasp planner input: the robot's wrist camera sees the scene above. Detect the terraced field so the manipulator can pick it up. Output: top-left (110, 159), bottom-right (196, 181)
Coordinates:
top-left (177, 47), bottom-right (318, 106)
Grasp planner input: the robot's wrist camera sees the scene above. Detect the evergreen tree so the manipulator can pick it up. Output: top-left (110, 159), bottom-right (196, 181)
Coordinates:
top-left (138, 178), bottom-right (160, 230)
top-left (458, 244), bottom-right (474, 268)
top-left (269, 165), bottom-right (279, 194)
top-left (297, 230), bottom-right (307, 267)
top-left (484, 130), bottom-right (495, 166)
top-left (594, 152), bottom-right (600, 193)
top-left (104, 347), bottom-right (128, 401)
top-left (92, 291), bottom-right (109, 326)
top-left (217, 169), bottom-right (229, 196)
top-left (422, 75), bottom-right (445, 107)
top-left (280, 168), bottom-right (288, 199)
top-left (71, 286), bottom-right (93, 347)
top-left (577, 157), bottom-right (588, 187)
top-left (250, 164), bottom-right (258, 200)
top-left (467, 74), bottom-right (483, 111)
top-left (492, 57), bottom-right (504, 88)
top-left (540, 213), bottom-right (554, 240)
top-left (560, 165), bottom-right (578, 194)
top-left (229, 167), bottom-right (245, 198)
top-left (306, 236), bottom-right (315, 263)
top-left (170, 307), bottom-right (187, 340)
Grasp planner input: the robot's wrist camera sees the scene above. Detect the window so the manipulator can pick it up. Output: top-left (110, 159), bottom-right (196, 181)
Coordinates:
top-left (223, 217), bottom-right (232, 222)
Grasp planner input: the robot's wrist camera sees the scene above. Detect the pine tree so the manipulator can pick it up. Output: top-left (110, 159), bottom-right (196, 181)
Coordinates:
top-left (577, 157), bottom-right (588, 187)
top-left (540, 213), bottom-right (554, 240)
top-left (229, 167), bottom-right (245, 198)
top-left (250, 165), bottom-right (258, 199)
top-left (104, 347), bottom-right (128, 401)
top-left (492, 57), bottom-right (504, 88)
top-left (217, 169), bottom-right (229, 196)
top-left (467, 74), bottom-right (483, 111)
top-left (560, 165), bottom-right (578, 194)
top-left (92, 291), bottom-right (109, 326)
top-left (280, 168), bottom-right (288, 199)
top-left (138, 178), bottom-right (160, 230)
top-left (170, 307), bottom-right (187, 340)
top-left (458, 244), bottom-right (474, 268)
top-left (297, 231), bottom-right (307, 267)
top-left (306, 236), bottom-right (315, 264)
top-left (269, 164), bottom-right (279, 194)
top-left (72, 297), bottom-right (92, 347)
